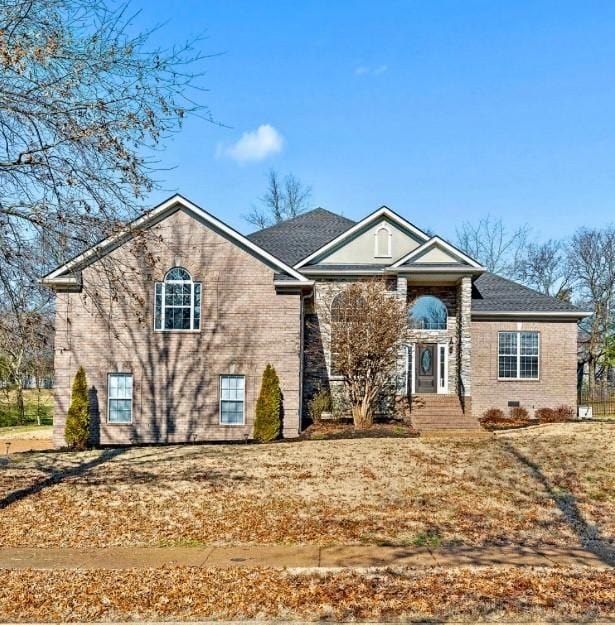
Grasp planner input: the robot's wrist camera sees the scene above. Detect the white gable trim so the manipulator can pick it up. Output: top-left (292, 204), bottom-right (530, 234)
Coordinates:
top-left (390, 236), bottom-right (484, 269)
top-left (41, 194), bottom-right (309, 284)
top-left (294, 206), bottom-right (430, 269)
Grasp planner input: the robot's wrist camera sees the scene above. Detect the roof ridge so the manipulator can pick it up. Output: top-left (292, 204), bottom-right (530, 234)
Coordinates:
top-left (248, 207), bottom-right (354, 236)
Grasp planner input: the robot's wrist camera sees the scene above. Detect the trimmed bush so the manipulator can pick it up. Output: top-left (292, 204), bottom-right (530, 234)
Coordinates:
top-left (535, 408), bottom-right (556, 422)
top-left (480, 407), bottom-right (506, 423)
top-left (253, 364), bottom-right (282, 442)
top-left (308, 388), bottom-right (332, 422)
top-left (554, 405), bottom-right (575, 421)
top-left (509, 406), bottom-right (529, 420)
top-left (536, 405), bottom-right (575, 423)
top-left (64, 366), bottom-right (90, 450)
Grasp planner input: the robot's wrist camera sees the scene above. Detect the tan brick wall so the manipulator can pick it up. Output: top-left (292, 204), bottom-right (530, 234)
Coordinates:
top-left (471, 319), bottom-right (578, 418)
top-left (53, 208), bottom-right (302, 447)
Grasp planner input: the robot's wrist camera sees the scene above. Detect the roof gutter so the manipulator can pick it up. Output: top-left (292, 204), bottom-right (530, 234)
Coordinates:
top-left (389, 267), bottom-right (484, 274)
top-left (273, 279), bottom-right (315, 291)
top-left (300, 269), bottom-right (385, 276)
top-left (39, 273), bottom-right (82, 291)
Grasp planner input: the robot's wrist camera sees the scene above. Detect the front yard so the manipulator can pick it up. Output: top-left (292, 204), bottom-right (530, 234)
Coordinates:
top-left (0, 423), bottom-right (613, 551)
top-left (1, 566), bottom-right (613, 622)
top-left (0, 422), bottom-right (613, 622)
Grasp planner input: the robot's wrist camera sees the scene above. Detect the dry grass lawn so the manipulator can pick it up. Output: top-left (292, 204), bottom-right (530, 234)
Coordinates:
top-left (1, 566), bottom-right (613, 622)
top-left (0, 423), bottom-right (613, 551)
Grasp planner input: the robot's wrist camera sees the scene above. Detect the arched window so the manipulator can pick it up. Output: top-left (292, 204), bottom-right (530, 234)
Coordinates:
top-left (330, 291), bottom-right (365, 374)
top-left (154, 267), bottom-right (201, 331)
top-left (374, 224), bottom-right (392, 258)
top-left (408, 295), bottom-right (447, 330)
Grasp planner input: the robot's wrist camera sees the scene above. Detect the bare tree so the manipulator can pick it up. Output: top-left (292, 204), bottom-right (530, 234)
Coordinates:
top-left (0, 277), bottom-right (53, 423)
top-left (456, 216), bottom-right (530, 276)
top-left (245, 169), bottom-right (312, 229)
top-left (515, 240), bottom-right (574, 301)
top-left (568, 226), bottom-right (615, 390)
top-left (326, 281), bottom-right (406, 429)
top-left (0, 0), bottom-right (210, 404)
top-left (0, 0), bottom-right (209, 286)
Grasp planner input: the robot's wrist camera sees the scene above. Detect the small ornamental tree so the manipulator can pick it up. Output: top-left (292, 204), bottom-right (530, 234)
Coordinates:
top-left (253, 364), bottom-right (282, 442)
top-left (329, 281), bottom-right (406, 429)
top-left (64, 366), bottom-right (90, 450)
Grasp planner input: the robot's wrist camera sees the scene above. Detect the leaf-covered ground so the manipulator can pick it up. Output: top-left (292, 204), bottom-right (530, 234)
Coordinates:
top-left (0, 423), bottom-right (612, 549)
top-left (0, 566), bottom-right (613, 622)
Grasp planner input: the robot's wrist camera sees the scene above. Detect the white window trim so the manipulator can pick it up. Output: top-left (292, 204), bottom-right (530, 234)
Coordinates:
top-left (437, 343), bottom-right (449, 394)
top-left (497, 331), bottom-right (540, 381)
top-left (407, 342), bottom-right (447, 395)
top-left (407, 343), bottom-right (416, 395)
top-left (408, 296), bottom-right (448, 331)
top-left (154, 269), bottom-right (201, 333)
top-left (219, 374), bottom-right (246, 426)
top-left (374, 223), bottom-right (393, 258)
top-left (107, 373), bottom-right (133, 425)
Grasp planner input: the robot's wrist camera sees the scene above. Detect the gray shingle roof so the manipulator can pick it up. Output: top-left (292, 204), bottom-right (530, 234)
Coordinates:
top-left (472, 272), bottom-right (584, 313)
top-left (249, 208), bottom-right (584, 315)
top-left (301, 264), bottom-right (388, 272)
top-left (247, 208), bottom-right (355, 266)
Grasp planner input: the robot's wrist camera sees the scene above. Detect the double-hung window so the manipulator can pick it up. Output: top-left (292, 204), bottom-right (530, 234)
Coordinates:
top-left (108, 373), bottom-right (133, 423)
top-left (219, 375), bottom-right (245, 425)
top-left (498, 331), bottom-right (539, 380)
top-left (154, 267), bottom-right (201, 331)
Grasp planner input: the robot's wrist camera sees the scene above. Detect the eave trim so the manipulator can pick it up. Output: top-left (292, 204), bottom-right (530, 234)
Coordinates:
top-left (41, 194), bottom-right (309, 284)
top-left (293, 205), bottom-right (430, 269)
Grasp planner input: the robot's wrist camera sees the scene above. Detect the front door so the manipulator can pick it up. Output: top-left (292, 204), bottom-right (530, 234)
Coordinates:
top-left (416, 343), bottom-right (436, 393)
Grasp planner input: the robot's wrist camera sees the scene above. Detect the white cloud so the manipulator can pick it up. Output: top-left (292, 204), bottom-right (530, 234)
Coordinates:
top-left (218, 124), bottom-right (284, 163)
top-left (354, 64), bottom-right (388, 77)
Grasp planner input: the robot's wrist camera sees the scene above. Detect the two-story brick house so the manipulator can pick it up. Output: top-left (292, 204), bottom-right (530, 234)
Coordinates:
top-left (42, 195), bottom-right (590, 446)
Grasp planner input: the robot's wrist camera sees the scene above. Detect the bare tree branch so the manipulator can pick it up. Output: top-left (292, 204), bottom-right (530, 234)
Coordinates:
top-left (456, 216), bottom-right (530, 276)
top-left (244, 169), bottom-right (312, 229)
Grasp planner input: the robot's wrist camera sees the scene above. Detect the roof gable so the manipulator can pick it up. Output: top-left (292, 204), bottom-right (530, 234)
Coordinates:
top-left (42, 194), bottom-right (310, 285)
top-left (392, 236), bottom-right (483, 268)
top-left (295, 206), bottom-right (430, 268)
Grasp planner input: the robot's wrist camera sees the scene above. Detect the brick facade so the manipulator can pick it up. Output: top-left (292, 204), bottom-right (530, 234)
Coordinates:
top-left (51, 205), bottom-right (581, 445)
top-left (471, 319), bottom-right (578, 418)
top-left (53, 209), bottom-right (302, 447)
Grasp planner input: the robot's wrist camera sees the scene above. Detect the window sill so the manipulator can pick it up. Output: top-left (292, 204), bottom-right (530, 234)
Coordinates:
top-left (497, 378), bottom-right (541, 382)
top-left (154, 329), bottom-right (201, 334)
top-left (106, 421), bottom-right (134, 426)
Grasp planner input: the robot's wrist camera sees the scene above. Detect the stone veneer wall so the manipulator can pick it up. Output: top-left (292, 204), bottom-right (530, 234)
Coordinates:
top-left (302, 277), bottom-right (398, 419)
top-left (457, 276), bottom-right (472, 412)
top-left (302, 276), bottom-right (470, 420)
top-left (471, 319), bottom-right (578, 418)
top-left (53, 208), bottom-right (302, 447)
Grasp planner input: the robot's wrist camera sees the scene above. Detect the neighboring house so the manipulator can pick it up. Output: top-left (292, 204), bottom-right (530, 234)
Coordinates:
top-left (42, 195), bottom-right (590, 447)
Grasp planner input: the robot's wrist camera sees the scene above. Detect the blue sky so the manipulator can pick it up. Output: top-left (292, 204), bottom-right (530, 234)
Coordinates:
top-left (132, 1), bottom-right (615, 239)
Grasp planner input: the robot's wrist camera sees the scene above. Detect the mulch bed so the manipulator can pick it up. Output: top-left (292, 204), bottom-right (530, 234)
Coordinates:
top-left (301, 419), bottom-right (419, 440)
top-left (481, 418), bottom-right (575, 431)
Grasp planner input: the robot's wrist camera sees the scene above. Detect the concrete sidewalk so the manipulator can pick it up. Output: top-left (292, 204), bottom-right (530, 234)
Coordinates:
top-left (0, 544), bottom-right (610, 570)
